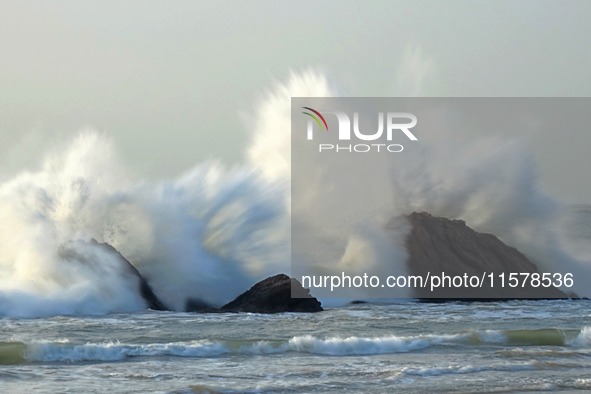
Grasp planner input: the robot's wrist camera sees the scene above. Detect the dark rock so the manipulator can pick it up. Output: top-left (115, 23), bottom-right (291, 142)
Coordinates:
top-left (92, 240), bottom-right (168, 310)
top-left (220, 274), bottom-right (323, 313)
top-left (404, 212), bottom-right (568, 300)
top-left (58, 239), bottom-right (168, 311)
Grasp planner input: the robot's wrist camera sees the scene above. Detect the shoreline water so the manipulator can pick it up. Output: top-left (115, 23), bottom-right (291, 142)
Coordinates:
top-left (1, 300), bottom-right (590, 393)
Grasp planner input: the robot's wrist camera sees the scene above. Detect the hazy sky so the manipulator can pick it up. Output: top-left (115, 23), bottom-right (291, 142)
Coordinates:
top-left (1, 1), bottom-right (591, 202)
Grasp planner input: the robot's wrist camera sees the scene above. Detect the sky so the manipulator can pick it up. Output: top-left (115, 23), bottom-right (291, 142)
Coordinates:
top-left (1, 0), bottom-right (590, 202)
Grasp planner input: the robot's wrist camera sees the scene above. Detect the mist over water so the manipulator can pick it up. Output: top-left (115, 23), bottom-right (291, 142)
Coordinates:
top-left (0, 71), bottom-right (589, 317)
top-left (0, 132), bottom-right (289, 316)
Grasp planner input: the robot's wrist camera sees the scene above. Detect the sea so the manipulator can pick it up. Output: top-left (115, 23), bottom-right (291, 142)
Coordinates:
top-left (0, 206), bottom-right (590, 393)
top-left (1, 301), bottom-right (590, 393)
top-left (1, 89), bottom-right (591, 394)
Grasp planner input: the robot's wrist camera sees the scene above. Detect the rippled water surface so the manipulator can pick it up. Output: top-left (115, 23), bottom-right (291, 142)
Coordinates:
top-left (1, 300), bottom-right (591, 393)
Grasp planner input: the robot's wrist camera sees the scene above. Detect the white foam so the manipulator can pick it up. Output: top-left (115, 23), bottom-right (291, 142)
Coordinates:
top-left (24, 340), bottom-right (228, 362)
top-left (1, 68), bottom-right (590, 318)
top-left (22, 333), bottom-right (466, 362)
top-left (0, 133), bottom-right (289, 316)
top-left (23, 326), bottom-right (591, 363)
top-left (400, 362), bottom-right (536, 377)
top-left (568, 326), bottom-right (591, 347)
top-left (286, 334), bottom-right (463, 356)
top-left (479, 330), bottom-right (507, 343)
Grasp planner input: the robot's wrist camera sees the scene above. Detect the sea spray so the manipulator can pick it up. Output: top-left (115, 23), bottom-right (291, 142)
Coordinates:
top-left (0, 71), bottom-right (589, 317)
top-left (0, 133), bottom-right (289, 316)
top-left (0, 134), bottom-right (149, 316)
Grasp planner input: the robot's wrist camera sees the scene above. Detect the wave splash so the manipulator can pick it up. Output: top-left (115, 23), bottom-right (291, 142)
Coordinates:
top-left (0, 133), bottom-right (289, 316)
top-left (0, 70), bottom-right (589, 317)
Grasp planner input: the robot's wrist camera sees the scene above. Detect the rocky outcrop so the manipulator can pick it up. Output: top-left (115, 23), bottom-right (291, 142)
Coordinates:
top-left (58, 239), bottom-right (167, 311)
top-left (404, 212), bottom-right (568, 299)
top-left (185, 274), bottom-right (324, 313)
top-left (220, 274), bottom-right (323, 313)
top-left (90, 240), bottom-right (168, 310)
top-left (64, 240), bottom-right (321, 313)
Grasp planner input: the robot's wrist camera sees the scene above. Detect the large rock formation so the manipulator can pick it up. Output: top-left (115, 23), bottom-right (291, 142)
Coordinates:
top-left (405, 212), bottom-right (568, 299)
top-left (220, 274), bottom-right (323, 313)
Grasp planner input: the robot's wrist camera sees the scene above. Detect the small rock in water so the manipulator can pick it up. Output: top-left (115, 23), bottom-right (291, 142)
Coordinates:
top-left (221, 274), bottom-right (323, 313)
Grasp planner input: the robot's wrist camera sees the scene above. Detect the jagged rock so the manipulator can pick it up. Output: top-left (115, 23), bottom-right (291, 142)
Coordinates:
top-left (405, 212), bottom-right (568, 300)
top-left (58, 239), bottom-right (168, 311)
top-left (220, 274), bottom-right (323, 313)
top-left (92, 240), bottom-right (168, 310)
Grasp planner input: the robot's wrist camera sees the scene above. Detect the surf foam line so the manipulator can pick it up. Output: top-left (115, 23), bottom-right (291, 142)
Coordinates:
top-left (0, 327), bottom-right (587, 364)
top-left (4, 335), bottom-right (458, 363)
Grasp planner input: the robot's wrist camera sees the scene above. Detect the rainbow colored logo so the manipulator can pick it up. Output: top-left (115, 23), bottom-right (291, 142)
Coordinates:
top-left (302, 107), bottom-right (329, 131)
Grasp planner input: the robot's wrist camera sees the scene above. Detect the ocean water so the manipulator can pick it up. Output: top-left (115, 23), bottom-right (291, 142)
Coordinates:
top-left (1, 205), bottom-right (589, 393)
top-left (1, 74), bottom-right (591, 393)
top-left (1, 301), bottom-right (591, 393)
top-left (0, 206), bottom-right (588, 393)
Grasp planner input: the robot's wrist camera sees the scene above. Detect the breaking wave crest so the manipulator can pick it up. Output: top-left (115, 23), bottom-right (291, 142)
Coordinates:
top-left (1, 326), bottom-right (590, 364)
